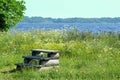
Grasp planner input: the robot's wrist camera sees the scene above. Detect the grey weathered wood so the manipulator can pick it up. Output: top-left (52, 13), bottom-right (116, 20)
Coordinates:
top-left (16, 63), bottom-right (59, 68)
top-left (48, 53), bottom-right (59, 58)
top-left (16, 49), bottom-right (59, 70)
top-left (15, 63), bottom-right (59, 70)
top-left (23, 56), bottom-right (47, 64)
top-left (23, 56), bottom-right (48, 60)
top-left (32, 49), bottom-right (59, 56)
top-left (40, 59), bottom-right (59, 66)
top-left (23, 56), bottom-right (58, 60)
top-left (15, 63), bottom-right (41, 70)
top-left (15, 63), bottom-right (42, 68)
top-left (32, 49), bottom-right (59, 53)
top-left (23, 56), bottom-right (59, 64)
top-left (32, 52), bottom-right (43, 56)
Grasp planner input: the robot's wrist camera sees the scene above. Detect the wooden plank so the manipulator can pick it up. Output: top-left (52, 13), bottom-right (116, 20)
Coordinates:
top-left (15, 63), bottom-right (42, 68)
top-left (32, 52), bottom-right (48, 57)
top-left (32, 51), bottom-right (43, 56)
top-left (15, 63), bottom-right (41, 70)
top-left (23, 56), bottom-right (59, 64)
top-left (48, 53), bottom-right (59, 58)
top-left (15, 63), bottom-right (59, 70)
top-left (23, 56), bottom-right (59, 60)
top-left (40, 59), bottom-right (59, 66)
top-left (15, 63), bottom-right (59, 68)
top-left (32, 49), bottom-right (59, 58)
top-left (23, 56), bottom-right (48, 61)
top-left (32, 49), bottom-right (59, 53)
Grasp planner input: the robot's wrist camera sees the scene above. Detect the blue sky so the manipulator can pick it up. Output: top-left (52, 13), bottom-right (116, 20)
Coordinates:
top-left (25, 0), bottom-right (120, 18)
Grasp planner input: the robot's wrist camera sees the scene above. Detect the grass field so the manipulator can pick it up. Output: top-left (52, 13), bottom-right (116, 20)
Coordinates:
top-left (0, 29), bottom-right (120, 80)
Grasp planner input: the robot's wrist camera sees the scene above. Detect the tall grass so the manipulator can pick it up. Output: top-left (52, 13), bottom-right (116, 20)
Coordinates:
top-left (0, 29), bottom-right (120, 80)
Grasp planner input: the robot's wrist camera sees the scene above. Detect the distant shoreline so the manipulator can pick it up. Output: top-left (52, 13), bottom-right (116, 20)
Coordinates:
top-left (21, 16), bottom-right (120, 23)
top-left (10, 23), bottom-right (120, 33)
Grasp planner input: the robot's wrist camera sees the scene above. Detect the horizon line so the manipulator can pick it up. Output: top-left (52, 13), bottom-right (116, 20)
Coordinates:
top-left (24, 16), bottom-right (120, 19)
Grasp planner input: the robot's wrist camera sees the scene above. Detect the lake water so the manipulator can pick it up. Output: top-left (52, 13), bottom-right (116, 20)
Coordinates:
top-left (10, 23), bottom-right (120, 33)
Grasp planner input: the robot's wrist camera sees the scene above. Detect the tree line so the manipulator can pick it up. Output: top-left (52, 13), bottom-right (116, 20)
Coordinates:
top-left (22, 16), bottom-right (120, 23)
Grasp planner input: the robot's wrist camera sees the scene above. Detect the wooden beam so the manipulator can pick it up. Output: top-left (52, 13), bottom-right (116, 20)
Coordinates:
top-left (40, 59), bottom-right (59, 66)
top-left (32, 49), bottom-right (59, 53)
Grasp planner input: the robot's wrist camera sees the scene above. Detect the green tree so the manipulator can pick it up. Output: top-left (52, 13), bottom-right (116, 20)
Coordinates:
top-left (0, 0), bottom-right (26, 31)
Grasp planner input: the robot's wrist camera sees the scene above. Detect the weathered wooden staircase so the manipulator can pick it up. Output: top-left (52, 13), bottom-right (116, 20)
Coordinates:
top-left (15, 49), bottom-right (59, 70)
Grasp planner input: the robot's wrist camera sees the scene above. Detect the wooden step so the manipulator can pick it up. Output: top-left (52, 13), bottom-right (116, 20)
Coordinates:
top-left (23, 56), bottom-right (49, 60)
top-left (32, 49), bottom-right (59, 53)
top-left (32, 49), bottom-right (59, 58)
top-left (23, 56), bottom-right (49, 64)
top-left (15, 63), bottom-right (59, 70)
top-left (23, 56), bottom-right (59, 65)
top-left (23, 56), bottom-right (59, 60)
top-left (15, 63), bottom-right (41, 69)
top-left (48, 52), bottom-right (59, 58)
top-left (40, 59), bottom-right (59, 66)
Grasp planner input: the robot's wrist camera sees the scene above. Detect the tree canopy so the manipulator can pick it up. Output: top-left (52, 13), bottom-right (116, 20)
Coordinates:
top-left (0, 0), bottom-right (26, 31)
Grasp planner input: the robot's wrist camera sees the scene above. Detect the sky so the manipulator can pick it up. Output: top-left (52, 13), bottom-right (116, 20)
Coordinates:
top-left (25, 0), bottom-right (120, 18)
